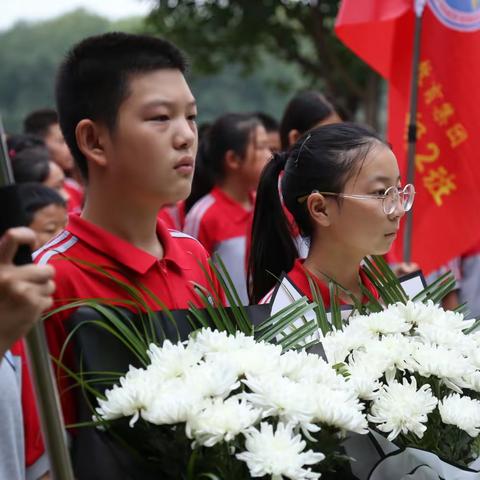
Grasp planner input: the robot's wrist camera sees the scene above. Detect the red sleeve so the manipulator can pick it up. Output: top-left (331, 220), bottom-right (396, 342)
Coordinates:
top-left (10, 340), bottom-right (45, 467)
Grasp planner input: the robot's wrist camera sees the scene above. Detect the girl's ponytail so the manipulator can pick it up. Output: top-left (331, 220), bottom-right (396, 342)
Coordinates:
top-left (248, 151), bottom-right (298, 303)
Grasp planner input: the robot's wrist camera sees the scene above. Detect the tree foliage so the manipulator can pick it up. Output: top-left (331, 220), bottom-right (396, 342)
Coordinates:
top-left (145, 0), bottom-right (381, 125)
top-left (0, 9), bottom-right (141, 131)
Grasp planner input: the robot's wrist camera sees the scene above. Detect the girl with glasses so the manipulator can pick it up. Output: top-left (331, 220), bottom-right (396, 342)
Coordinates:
top-left (248, 122), bottom-right (415, 305)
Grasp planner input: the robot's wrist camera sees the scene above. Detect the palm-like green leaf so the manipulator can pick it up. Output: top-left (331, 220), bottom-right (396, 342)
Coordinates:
top-left (362, 255), bottom-right (409, 304)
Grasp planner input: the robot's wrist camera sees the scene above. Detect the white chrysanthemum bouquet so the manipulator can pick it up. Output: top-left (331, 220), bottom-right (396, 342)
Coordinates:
top-left (281, 256), bottom-right (480, 478)
top-left (321, 299), bottom-right (480, 465)
top-left (93, 328), bottom-right (368, 480)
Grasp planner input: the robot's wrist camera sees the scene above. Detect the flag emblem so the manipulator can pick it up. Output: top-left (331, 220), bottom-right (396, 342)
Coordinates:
top-left (428, 0), bottom-right (480, 31)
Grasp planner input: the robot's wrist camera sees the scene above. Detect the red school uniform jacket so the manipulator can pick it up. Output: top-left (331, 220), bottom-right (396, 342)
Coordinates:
top-left (33, 213), bottom-right (223, 428)
top-left (184, 187), bottom-right (254, 305)
top-left (261, 258), bottom-right (380, 307)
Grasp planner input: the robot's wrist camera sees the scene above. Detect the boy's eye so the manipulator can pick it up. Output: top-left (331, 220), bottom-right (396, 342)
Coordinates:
top-left (187, 114), bottom-right (197, 122)
top-left (372, 189), bottom-right (386, 196)
top-left (150, 115), bottom-right (170, 122)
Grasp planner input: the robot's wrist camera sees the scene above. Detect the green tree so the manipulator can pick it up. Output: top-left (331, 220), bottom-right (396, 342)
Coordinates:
top-left (145, 0), bottom-right (381, 127)
top-left (0, 9), bottom-right (141, 132)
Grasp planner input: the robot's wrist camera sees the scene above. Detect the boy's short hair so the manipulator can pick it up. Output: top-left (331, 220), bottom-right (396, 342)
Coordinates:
top-left (55, 32), bottom-right (188, 180)
top-left (12, 146), bottom-right (51, 184)
top-left (24, 109), bottom-right (59, 138)
top-left (17, 183), bottom-right (66, 225)
top-left (7, 133), bottom-right (45, 156)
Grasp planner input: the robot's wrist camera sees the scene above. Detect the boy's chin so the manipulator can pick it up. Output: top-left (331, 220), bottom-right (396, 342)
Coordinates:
top-left (165, 185), bottom-right (192, 205)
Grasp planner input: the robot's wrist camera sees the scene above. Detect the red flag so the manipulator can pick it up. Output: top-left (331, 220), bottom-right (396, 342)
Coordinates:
top-left (336, 0), bottom-right (480, 274)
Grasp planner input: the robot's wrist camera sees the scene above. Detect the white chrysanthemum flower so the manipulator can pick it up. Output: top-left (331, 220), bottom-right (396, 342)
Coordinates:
top-left (147, 340), bottom-right (202, 380)
top-left (408, 343), bottom-right (474, 392)
top-left (367, 377), bottom-right (437, 441)
top-left (383, 300), bottom-right (442, 326)
top-left (96, 366), bottom-right (152, 427)
top-left (184, 361), bottom-right (240, 398)
top-left (242, 374), bottom-right (316, 429)
top-left (348, 309), bottom-right (412, 336)
top-left (365, 334), bottom-right (414, 371)
top-left (279, 350), bottom-right (346, 388)
top-left (345, 354), bottom-right (384, 400)
top-left (321, 325), bottom-right (376, 364)
top-left (190, 328), bottom-right (257, 355)
top-left (303, 383), bottom-right (368, 434)
top-left (438, 394), bottom-right (480, 437)
top-left (206, 341), bottom-right (283, 377)
top-left (414, 322), bottom-right (476, 354)
top-left (140, 377), bottom-right (204, 425)
top-left (463, 371), bottom-right (480, 393)
top-left (186, 397), bottom-right (261, 447)
top-left (236, 422), bottom-right (325, 480)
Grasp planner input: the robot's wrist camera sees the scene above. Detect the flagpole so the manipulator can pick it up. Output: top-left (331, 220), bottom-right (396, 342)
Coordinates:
top-left (404, 0), bottom-right (427, 263)
top-left (0, 116), bottom-right (75, 479)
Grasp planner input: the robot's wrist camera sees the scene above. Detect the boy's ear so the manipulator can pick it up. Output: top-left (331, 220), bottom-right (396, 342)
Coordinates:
top-left (75, 119), bottom-right (108, 168)
top-left (224, 149), bottom-right (241, 172)
top-left (307, 192), bottom-right (331, 227)
top-left (288, 129), bottom-right (301, 147)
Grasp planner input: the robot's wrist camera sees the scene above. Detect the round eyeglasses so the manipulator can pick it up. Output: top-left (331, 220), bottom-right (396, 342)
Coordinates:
top-left (297, 184), bottom-right (416, 215)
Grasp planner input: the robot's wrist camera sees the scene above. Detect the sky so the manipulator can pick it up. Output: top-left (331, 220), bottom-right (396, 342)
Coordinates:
top-left (0, 0), bottom-right (153, 31)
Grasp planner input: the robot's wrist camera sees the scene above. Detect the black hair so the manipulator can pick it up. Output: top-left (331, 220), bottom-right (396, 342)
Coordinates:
top-left (7, 133), bottom-right (45, 156)
top-left (24, 109), bottom-right (59, 138)
top-left (55, 32), bottom-right (188, 180)
top-left (248, 122), bottom-right (387, 303)
top-left (279, 90), bottom-right (337, 150)
top-left (186, 112), bottom-right (262, 212)
top-left (12, 146), bottom-right (51, 184)
top-left (17, 183), bottom-right (66, 225)
top-left (255, 112), bottom-right (279, 133)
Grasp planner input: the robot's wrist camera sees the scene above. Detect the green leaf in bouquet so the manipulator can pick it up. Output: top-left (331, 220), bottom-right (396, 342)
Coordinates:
top-left (363, 255), bottom-right (409, 305)
top-left (329, 282), bottom-right (343, 331)
top-left (189, 282), bottom-right (235, 333)
top-left (210, 255), bottom-right (252, 334)
top-left (279, 318), bottom-right (318, 350)
top-left (305, 272), bottom-right (334, 336)
top-left (131, 281), bottom-right (182, 343)
top-left (359, 284), bottom-right (384, 313)
top-left (256, 299), bottom-right (315, 344)
top-left (50, 355), bottom-right (106, 402)
top-left (453, 301), bottom-right (469, 316)
top-left (465, 316), bottom-right (480, 334)
top-left (190, 258), bottom-right (242, 335)
top-left (411, 271), bottom-right (456, 305)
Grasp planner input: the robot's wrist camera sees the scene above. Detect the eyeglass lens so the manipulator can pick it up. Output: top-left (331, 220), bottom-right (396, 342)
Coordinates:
top-left (384, 185), bottom-right (415, 214)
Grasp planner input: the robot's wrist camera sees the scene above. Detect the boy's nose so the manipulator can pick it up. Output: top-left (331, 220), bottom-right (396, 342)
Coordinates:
top-left (173, 118), bottom-right (197, 149)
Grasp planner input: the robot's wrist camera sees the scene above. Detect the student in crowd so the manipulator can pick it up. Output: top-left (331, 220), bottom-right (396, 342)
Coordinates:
top-left (34, 32), bottom-right (222, 479)
top-left (184, 112), bottom-right (272, 304)
top-left (24, 109), bottom-right (75, 175)
top-left (10, 146), bottom-right (71, 207)
top-left (248, 122), bottom-right (415, 305)
top-left (255, 111), bottom-right (281, 153)
top-left (279, 90), bottom-right (341, 150)
top-left (0, 227), bottom-right (55, 480)
top-left (18, 183), bottom-right (67, 250)
top-left (24, 108), bottom-right (84, 213)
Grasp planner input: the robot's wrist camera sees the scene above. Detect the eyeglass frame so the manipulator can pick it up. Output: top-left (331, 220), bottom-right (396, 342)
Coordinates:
top-left (296, 183), bottom-right (416, 215)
